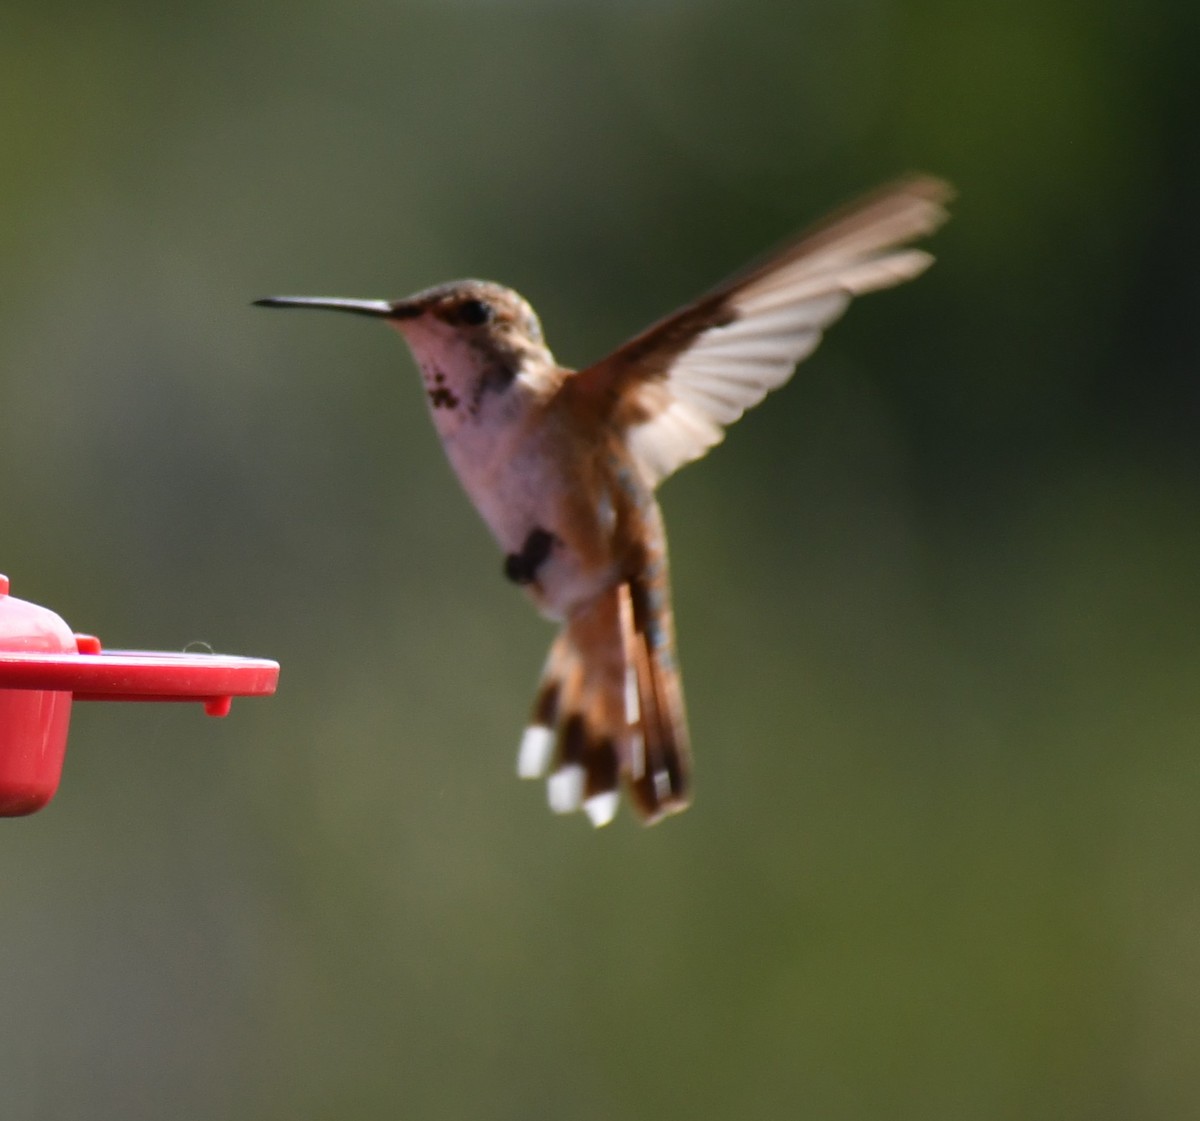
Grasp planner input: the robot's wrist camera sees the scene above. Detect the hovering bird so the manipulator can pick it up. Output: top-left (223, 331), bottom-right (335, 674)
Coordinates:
top-left (256, 175), bottom-right (951, 827)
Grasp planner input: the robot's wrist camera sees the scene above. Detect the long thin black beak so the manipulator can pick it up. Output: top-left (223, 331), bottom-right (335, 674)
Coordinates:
top-left (253, 296), bottom-right (418, 319)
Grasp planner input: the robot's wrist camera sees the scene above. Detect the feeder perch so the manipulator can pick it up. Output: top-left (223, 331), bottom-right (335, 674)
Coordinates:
top-left (0, 574), bottom-right (279, 816)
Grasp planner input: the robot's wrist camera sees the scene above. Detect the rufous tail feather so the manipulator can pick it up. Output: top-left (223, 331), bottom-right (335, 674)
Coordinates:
top-left (516, 577), bottom-right (691, 826)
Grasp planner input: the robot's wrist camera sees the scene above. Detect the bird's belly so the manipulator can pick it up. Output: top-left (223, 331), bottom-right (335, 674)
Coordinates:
top-left (447, 431), bottom-right (617, 620)
top-left (527, 543), bottom-right (618, 621)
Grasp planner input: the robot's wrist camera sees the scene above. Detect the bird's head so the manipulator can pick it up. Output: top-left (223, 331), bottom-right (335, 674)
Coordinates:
top-left (255, 280), bottom-right (557, 429)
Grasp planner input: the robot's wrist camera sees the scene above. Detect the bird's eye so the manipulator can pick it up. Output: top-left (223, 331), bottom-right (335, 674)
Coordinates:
top-left (457, 298), bottom-right (493, 326)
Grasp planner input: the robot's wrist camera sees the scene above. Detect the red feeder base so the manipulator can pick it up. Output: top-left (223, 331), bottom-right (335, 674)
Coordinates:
top-left (0, 574), bottom-right (279, 815)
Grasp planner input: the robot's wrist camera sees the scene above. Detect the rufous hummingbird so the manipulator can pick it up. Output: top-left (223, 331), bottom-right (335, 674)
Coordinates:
top-left (256, 175), bottom-right (951, 827)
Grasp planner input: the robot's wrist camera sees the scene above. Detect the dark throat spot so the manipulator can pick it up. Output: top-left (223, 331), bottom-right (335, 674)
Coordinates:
top-left (426, 370), bottom-right (459, 410)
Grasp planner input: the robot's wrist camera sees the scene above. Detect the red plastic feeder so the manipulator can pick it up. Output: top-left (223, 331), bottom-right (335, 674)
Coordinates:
top-left (0, 574), bottom-right (279, 816)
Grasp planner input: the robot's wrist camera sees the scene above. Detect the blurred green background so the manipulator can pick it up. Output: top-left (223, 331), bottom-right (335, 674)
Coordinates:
top-left (3, 0), bottom-right (1199, 1118)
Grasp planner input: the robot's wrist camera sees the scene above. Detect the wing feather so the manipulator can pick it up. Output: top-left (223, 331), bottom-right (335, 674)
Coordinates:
top-left (574, 176), bottom-right (952, 486)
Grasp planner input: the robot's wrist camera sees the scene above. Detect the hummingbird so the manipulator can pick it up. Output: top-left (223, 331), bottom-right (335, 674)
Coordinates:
top-left (256, 175), bottom-right (951, 827)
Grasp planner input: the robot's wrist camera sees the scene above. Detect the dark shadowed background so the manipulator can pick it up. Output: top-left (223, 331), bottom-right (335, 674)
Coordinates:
top-left (3, 1), bottom-right (1199, 1118)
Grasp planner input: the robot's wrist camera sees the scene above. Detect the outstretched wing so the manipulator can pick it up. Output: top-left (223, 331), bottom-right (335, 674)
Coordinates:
top-left (573, 176), bottom-right (952, 486)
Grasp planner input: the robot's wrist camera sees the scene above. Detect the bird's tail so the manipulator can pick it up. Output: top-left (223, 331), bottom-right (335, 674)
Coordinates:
top-left (516, 577), bottom-right (691, 826)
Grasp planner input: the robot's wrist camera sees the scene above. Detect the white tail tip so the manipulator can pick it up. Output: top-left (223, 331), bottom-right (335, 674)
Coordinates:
top-left (517, 725), bottom-right (555, 779)
top-left (547, 765), bottom-right (585, 814)
top-left (583, 790), bottom-right (620, 828)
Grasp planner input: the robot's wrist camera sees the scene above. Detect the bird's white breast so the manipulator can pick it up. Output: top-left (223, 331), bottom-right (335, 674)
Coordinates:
top-left (440, 393), bottom-right (618, 619)
top-left (443, 411), bottom-right (547, 553)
